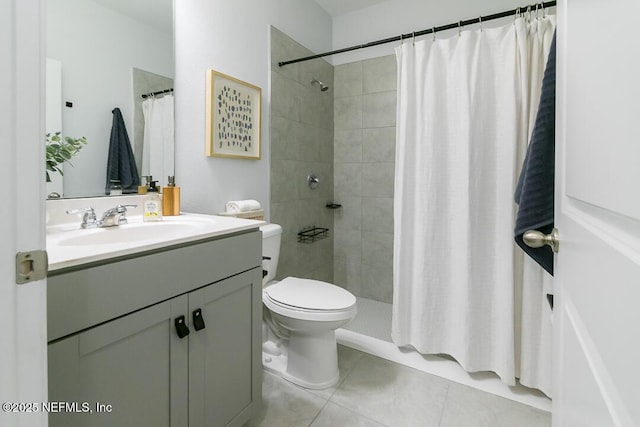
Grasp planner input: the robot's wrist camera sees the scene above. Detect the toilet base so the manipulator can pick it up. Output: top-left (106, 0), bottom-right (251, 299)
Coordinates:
top-left (262, 330), bottom-right (340, 390)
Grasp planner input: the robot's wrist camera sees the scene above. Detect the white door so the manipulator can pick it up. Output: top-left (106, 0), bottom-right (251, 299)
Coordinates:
top-left (554, 0), bottom-right (640, 425)
top-left (0, 0), bottom-right (48, 426)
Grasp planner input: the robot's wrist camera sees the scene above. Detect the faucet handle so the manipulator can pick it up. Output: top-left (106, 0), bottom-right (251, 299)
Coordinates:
top-left (66, 207), bottom-right (98, 228)
top-left (66, 207), bottom-right (95, 216)
top-left (117, 204), bottom-right (138, 212)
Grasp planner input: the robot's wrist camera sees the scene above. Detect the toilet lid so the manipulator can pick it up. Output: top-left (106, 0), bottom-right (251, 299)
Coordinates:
top-left (264, 277), bottom-right (356, 311)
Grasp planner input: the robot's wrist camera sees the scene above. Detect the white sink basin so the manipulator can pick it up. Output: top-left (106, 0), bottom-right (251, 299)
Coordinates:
top-left (47, 213), bottom-right (264, 271)
top-left (57, 220), bottom-right (203, 246)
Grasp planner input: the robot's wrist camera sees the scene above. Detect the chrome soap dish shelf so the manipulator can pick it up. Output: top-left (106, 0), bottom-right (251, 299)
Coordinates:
top-left (297, 226), bottom-right (329, 244)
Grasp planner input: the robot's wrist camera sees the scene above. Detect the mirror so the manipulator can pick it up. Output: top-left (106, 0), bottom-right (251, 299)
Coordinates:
top-left (46, 0), bottom-right (174, 198)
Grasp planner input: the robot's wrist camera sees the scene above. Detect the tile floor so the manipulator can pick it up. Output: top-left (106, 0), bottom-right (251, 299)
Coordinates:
top-left (248, 346), bottom-right (551, 427)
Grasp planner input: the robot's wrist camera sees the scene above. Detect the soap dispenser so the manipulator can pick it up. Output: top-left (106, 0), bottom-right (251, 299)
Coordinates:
top-left (138, 175), bottom-right (151, 195)
top-left (143, 181), bottom-right (162, 221)
top-left (162, 176), bottom-right (180, 216)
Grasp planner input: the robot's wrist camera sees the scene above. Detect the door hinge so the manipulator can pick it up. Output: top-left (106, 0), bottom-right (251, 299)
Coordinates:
top-left (16, 250), bottom-right (48, 285)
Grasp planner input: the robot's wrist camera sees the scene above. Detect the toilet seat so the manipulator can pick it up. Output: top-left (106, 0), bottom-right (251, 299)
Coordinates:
top-left (263, 277), bottom-right (357, 321)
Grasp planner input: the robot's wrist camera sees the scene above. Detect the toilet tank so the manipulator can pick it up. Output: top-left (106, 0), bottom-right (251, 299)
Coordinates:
top-left (260, 224), bottom-right (282, 285)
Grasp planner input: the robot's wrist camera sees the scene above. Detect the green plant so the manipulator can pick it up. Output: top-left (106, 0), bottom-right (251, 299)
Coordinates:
top-left (46, 132), bottom-right (87, 182)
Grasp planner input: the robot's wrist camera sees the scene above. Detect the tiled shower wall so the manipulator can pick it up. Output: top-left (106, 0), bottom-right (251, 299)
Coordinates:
top-left (270, 27), bottom-right (334, 282)
top-left (332, 56), bottom-right (397, 303)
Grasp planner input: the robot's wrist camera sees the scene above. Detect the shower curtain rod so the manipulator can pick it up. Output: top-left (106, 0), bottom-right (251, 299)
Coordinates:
top-left (141, 88), bottom-right (174, 99)
top-left (278, 1), bottom-right (556, 67)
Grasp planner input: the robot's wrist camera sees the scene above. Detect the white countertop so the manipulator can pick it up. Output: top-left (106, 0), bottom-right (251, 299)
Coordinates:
top-left (47, 212), bottom-right (264, 272)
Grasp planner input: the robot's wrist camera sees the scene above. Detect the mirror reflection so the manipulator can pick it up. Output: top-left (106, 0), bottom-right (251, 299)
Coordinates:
top-left (46, 0), bottom-right (174, 198)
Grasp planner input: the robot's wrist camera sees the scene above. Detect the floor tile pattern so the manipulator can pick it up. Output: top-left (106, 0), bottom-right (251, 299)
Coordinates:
top-left (249, 346), bottom-right (551, 427)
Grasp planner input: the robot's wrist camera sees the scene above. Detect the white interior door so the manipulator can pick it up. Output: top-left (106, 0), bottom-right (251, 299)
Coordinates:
top-left (554, 0), bottom-right (640, 425)
top-left (0, 0), bottom-right (48, 426)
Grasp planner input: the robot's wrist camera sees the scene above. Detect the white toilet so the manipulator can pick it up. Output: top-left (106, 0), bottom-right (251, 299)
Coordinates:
top-left (261, 224), bottom-right (357, 389)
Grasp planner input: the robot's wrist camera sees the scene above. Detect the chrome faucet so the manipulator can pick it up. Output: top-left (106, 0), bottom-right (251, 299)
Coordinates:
top-left (67, 204), bottom-right (137, 228)
top-left (99, 204), bottom-right (137, 227)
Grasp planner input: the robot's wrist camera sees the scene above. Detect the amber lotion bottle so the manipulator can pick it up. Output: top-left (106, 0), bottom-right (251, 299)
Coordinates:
top-left (162, 176), bottom-right (180, 216)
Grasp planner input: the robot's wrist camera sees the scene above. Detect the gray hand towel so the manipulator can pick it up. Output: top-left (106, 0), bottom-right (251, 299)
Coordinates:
top-left (514, 31), bottom-right (556, 275)
top-left (106, 107), bottom-right (140, 194)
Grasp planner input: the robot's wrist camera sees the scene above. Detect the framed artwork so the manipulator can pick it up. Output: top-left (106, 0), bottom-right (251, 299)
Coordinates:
top-left (205, 69), bottom-right (262, 159)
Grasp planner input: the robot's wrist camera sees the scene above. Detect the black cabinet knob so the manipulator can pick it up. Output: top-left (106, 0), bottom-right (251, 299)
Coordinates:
top-left (192, 308), bottom-right (206, 331)
top-left (175, 315), bottom-right (190, 338)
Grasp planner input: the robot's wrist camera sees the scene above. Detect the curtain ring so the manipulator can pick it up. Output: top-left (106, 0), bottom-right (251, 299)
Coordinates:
top-left (479, 16), bottom-right (483, 32)
top-left (412, 31), bottom-right (416, 46)
top-left (458, 21), bottom-right (462, 37)
top-left (514, 7), bottom-right (521, 25)
top-left (432, 26), bottom-right (436, 42)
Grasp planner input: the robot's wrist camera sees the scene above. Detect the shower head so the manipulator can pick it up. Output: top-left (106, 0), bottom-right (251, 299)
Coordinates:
top-left (310, 78), bottom-right (329, 92)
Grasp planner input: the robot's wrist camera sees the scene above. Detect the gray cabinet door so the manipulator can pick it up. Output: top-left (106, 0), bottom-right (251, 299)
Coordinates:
top-left (48, 296), bottom-right (189, 427)
top-left (188, 268), bottom-right (262, 427)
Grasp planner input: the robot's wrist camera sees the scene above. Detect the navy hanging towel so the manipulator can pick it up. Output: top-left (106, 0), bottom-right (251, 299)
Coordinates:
top-left (106, 107), bottom-right (140, 194)
top-left (514, 31), bottom-right (556, 275)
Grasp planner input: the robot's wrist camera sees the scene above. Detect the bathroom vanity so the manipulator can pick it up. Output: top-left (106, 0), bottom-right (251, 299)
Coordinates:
top-left (46, 207), bottom-right (263, 427)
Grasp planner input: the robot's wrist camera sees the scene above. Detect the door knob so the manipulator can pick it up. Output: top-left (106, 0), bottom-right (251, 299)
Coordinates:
top-left (523, 228), bottom-right (559, 253)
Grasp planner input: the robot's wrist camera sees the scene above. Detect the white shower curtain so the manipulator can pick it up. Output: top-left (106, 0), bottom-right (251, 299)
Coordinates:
top-left (392, 16), bottom-right (555, 394)
top-left (142, 94), bottom-right (175, 186)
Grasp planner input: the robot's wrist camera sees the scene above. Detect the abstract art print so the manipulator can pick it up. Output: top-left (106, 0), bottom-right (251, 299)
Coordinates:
top-left (205, 70), bottom-right (261, 159)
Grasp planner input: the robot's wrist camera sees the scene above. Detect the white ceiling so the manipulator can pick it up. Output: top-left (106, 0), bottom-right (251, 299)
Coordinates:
top-left (313, 0), bottom-right (389, 17)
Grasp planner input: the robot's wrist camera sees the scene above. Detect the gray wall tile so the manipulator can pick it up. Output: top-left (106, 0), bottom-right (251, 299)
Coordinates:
top-left (271, 159), bottom-right (299, 203)
top-left (362, 127), bottom-right (396, 163)
top-left (271, 116), bottom-right (300, 161)
top-left (335, 62), bottom-right (363, 97)
top-left (334, 96), bottom-right (363, 130)
top-left (270, 28), bottom-right (301, 82)
top-left (335, 163), bottom-right (362, 197)
top-left (360, 264), bottom-right (393, 304)
top-left (362, 162), bottom-right (394, 198)
top-left (362, 91), bottom-right (396, 128)
top-left (335, 129), bottom-right (363, 163)
top-left (333, 58), bottom-right (397, 303)
top-left (362, 197), bottom-right (394, 233)
top-left (271, 28), bottom-right (333, 282)
top-left (362, 231), bottom-right (393, 269)
top-left (363, 55), bottom-right (397, 94)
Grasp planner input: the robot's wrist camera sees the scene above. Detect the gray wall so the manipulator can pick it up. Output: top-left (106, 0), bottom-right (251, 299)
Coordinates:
top-left (270, 27), bottom-right (334, 282)
top-left (333, 56), bottom-right (397, 303)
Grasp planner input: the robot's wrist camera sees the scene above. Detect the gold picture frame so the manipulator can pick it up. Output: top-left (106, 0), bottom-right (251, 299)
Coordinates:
top-left (205, 69), bottom-right (262, 159)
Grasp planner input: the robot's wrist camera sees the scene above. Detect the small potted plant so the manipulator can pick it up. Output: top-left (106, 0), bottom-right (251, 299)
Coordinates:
top-left (46, 132), bottom-right (87, 182)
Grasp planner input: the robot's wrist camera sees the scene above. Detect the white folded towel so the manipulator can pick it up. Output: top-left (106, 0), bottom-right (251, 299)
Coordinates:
top-left (225, 199), bottom-right (261, 213)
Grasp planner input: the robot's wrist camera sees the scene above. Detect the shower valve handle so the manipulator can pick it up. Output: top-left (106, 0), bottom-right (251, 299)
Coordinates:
top-left (308, 174), bottom-right (320, 190)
